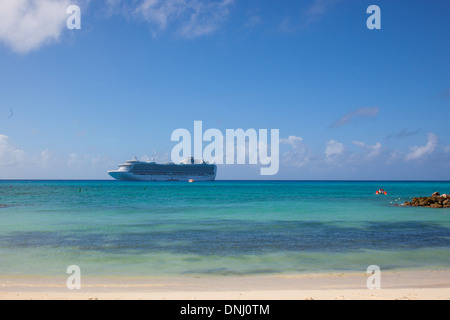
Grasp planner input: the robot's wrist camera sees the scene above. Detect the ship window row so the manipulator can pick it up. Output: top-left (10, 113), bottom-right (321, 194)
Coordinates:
top-left (133, 172), bottom-right (213, 176)
top-left (132, 167), bottom-right (215, 173)
top-left (133, 165), bottom-right (213, 170)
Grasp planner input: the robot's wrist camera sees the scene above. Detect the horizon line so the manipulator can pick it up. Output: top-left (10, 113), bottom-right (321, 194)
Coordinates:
top-left (1, 179), bottom-right (450, 182)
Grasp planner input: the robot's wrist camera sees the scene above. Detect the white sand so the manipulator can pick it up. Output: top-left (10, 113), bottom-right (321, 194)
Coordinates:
top-left (1, 270), bottom-right (449, 300)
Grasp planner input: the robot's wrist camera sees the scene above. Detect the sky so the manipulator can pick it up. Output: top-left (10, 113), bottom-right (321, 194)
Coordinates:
top-left (0, 0), bottom-right (449, 180)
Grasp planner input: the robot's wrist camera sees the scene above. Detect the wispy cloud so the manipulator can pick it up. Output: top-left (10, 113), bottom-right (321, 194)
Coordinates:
top-left (405, 133), bottom-right (438, 161)
top-left (386, 129), bottom-right (421, 140)
top-left (331, 107), bottom-right (379, 128)
top-left (67, 152), bottom-right (114, 167)
top-left (303, 0), bottom-right (340, 25)
top-left (0, 0), bottom-right (235, 53)
top-left (243, 14), bottom-right (262, 29)
top-left (7, 108), bottom-right (14, 119)
top-left (0, 0), bottom-right (71, 54)
top-left (135, 0), bottom-right (234, 38)
top-left (277, 0), bottom-right (340, 33)
top-left (278, 17), bottom-right (294, 33)
top-left (0, 134), bottom-right (58, 169)
top-left (0, 133), bottom-right (117, 179)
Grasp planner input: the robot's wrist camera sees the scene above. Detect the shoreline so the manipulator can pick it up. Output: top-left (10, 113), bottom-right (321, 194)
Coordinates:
top-left (1, 269), bottom-right (449, 300)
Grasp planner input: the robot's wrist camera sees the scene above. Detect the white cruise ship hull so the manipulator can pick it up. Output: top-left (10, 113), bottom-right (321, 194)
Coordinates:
top-left (108, 157), bottom-right (217, 182)
top-left (108, 171), bottom-right (216, 181)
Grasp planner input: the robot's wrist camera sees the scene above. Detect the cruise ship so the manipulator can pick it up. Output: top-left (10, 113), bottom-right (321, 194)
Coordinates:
top-left (108, 157), bottom-right (217, 181)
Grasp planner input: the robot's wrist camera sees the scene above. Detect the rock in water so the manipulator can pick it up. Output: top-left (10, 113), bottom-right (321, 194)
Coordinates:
top-left (403, 192), bottom-right (450, 208)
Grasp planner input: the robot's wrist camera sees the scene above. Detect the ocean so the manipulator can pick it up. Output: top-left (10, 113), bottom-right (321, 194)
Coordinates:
top-left (0, 180), bottom-right (449, 277)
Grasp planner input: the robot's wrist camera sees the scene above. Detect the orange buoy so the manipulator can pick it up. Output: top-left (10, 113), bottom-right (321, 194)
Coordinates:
top-left (384, 191), bottom-right (387, 195)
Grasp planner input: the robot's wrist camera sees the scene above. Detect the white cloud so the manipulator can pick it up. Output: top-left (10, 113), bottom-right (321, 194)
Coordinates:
top-left (33, 149), bottom-right (51, 166)
top-left (0, 134), bottom-right (26, 165)
top-left (352, 141), bottom-right (382, 160)
top-left (0, 134), bottom-right (117, 179)
top-left (280, 136), bottom-right (304, 149)
top-left (405, 133), bottom-right (438, 161)
top-left (136, 0), bottom-right (234, 38)
top-left (0, 0), bottom-right (70, 54)
top-left (325, 139), bottom-right (345, 159)
top-left (280, 136), bottom-right (311, 167)
top-left (0, 135), bottom-right (56, 169)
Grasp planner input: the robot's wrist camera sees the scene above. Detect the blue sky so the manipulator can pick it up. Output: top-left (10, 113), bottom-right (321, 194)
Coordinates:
top-left (0, 0), bottom-right (449, 180)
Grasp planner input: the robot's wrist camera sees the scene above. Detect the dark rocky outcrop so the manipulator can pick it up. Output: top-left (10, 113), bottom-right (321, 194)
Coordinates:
top-left (403, 192), bottom-right (450, 208)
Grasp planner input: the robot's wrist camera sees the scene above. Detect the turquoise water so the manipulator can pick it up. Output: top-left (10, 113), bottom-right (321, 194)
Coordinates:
top-left (0, 180), bottom-right (449, 277)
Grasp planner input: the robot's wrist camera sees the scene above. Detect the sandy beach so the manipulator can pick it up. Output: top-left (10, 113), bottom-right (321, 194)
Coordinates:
top-left (1, 269), bottom-right (449, 300)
